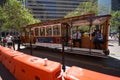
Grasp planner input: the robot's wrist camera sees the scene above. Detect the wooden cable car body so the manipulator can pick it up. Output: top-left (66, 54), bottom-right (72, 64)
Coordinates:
top-left (21, 13), bottom-right (111, 57)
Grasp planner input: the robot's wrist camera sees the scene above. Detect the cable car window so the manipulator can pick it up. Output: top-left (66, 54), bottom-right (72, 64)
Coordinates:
top-left (46, 26), bottom-right (52, 36)
top-left (40, 27), bottom-right (45, 36)
top-left (30, 30), bottom-right (34, 35)
top-left (39, 28), bottom-right (41, 36)
top-left (25, 31), bottom-right (29, 36)
top-left (25, 28), bottom-right (30, 35)
top-left (35, 28), bottom-right (39, 36)
top-left (53, 25), bottom-right (60, 35)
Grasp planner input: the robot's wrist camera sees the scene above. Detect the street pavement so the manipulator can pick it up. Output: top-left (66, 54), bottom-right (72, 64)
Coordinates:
top-left (0, 41), bottom-right (120, 80)
top-left (0, 62), bottom-right (16, 80)
top-left (108, 40), bottom-right (120, 60)
top-left (13, 41), bottom-right (120, 60)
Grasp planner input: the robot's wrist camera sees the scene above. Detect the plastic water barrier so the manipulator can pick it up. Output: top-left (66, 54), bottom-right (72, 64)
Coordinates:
top-left (0, 45), bottom-right (120, 80)
top-left (0, 45), bottom-right (62, 80)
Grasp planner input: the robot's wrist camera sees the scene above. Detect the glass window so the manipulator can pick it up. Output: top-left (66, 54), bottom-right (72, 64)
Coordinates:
top-left (30, 30), bottom-right (34, 35)
top-left (46, 26), bottom-right (52, 36)
top-left (40, 27), bottom-right (45, 36)
top-left (53, 25), bottom-right (60, 35)
top-left (35, 28), bottom-right (39, 36)
top-left (25, 28), bottom-right (30, 35)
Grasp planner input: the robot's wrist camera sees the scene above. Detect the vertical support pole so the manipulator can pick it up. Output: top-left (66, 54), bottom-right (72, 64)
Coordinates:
top-left (29, 28), bottom-right (33, 55)
top-left (62, 39), bottom-right (65, 72)
top-left (104, 20), bottom-right (109, 51)
top-left (70, 22), bottom-right (73, 51)
top-left (61, 23), bottom-right (65, 72)
top-left (89, 18), bottom-right (92, 54)
top-left (118, 26), bottom-right (120, 46)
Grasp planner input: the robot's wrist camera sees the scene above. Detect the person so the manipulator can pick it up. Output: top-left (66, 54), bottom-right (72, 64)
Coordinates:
top-left (3, 37), bottom-right (7, 47)
top-left (5, 34), bottom-right (14, 49)
top-left (92, 30), bottom-right (96, 37)
top-left (72, 30), bottom-right (82, 47)
top-left (93, 30), bottom-right (104, 49)
top-left (16, 36), bottom-right (21, 50)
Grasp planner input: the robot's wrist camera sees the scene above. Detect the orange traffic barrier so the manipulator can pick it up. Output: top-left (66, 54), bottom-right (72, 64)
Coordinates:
top-left (63, 66), bottom-right (120, 80)
top-left (0, 46), bottom-right (24, 74)
top-left (0, 52), bottom-right (2, 62)
top-left (0, 50), bottom-right (3, 62)
top-left (0, 45), bottom-right (8, 62)
top-left (0, 46), bottom-right (62, 80)
top-left (13, 54), bottom-right (62, 80)
top-left (0, 46), bottom-right (12, 63)
top-left (0, 46), bottom-right (3, 61)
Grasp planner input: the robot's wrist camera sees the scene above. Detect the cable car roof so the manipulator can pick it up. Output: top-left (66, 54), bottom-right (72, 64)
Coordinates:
top-left (25, 13), bottom-right (111, 29)
top-left (72, 14), bottom-right (111, 26)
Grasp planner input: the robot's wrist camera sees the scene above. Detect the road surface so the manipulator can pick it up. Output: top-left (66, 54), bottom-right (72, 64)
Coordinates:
top-left (0, 41), bottom-right (120, 80)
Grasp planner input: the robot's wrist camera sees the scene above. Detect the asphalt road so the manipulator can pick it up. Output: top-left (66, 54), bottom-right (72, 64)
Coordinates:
top-left (0, 41), bottom-right (120, 80)
top-left (18, 47), bottom-right (120, 77)
top-left (0, 62), bottom-right (16, 80)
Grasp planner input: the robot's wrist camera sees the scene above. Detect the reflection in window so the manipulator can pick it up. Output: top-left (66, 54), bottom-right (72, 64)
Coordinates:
top-left (35, 28), bottom-right (39, 36)
top-left (46, 27), bottom-right (52, 36)
top-left (40, 27), bottom-right (45, 36)
top-left (53, 25), bottom-right (60, 35)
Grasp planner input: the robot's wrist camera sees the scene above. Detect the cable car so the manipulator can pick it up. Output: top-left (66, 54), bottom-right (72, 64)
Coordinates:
top-left (21, 13), bottom-right (111, 58)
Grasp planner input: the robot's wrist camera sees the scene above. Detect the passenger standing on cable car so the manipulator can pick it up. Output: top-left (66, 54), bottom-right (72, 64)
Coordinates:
top-left (94, 30), bottom-right (104, 49)
top-left (72, 30), bottom-right (82, 48)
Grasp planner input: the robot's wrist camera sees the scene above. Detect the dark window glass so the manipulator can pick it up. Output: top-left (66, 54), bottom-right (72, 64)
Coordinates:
top-left (35, 28), bottom-right (39, 36)
top-left (53, 25), bottom-right (60, 35)
top-left (40, 27), bottom-right (45, 36)
top-left (46, 27), bottom-right (52, 36)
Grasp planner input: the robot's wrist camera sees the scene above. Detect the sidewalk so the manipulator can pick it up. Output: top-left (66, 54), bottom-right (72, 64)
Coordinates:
top-left (14, 44), bottom-right (25, 50)
top-left (108, 40), bottom-right (120, 60)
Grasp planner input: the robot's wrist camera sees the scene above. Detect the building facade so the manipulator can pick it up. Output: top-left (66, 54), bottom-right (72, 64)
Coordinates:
top-left (0, 0), bottom-right (6, 6)
top-left (18, 0), bottom-right (26, 6)
top-left (3, 0), bottom-right (119, 21)
top-left (98, 0), bottom-right (120, 15)
top-left (98, 0), bottom-right (111, 15)
top-left (111, 0), bottom-right (120, 11)
top-left (25, 0), bottom-right (87, 21)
